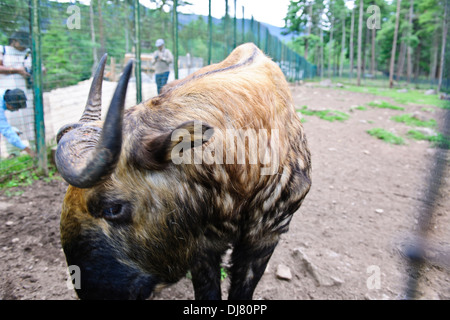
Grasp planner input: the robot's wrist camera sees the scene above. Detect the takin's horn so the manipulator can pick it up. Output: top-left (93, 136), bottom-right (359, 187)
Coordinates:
top-left (55, 58), bottom-right (134, 189)
top-left (56, 53), bottom-right (108, 143)
top-left (80, 53), bottom-right (108, 123)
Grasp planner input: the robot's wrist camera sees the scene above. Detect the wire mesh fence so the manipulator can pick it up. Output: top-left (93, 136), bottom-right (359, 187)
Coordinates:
top-left (0, 1), bottom-right (35, 185)
top-left (0, 0), bottom-right (315, 185)
top-left (314, 69), bottom-right (450, 93)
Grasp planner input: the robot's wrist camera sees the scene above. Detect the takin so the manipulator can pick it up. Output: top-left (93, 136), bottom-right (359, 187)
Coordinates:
top-left (56, 43), bottom-right (311, 300)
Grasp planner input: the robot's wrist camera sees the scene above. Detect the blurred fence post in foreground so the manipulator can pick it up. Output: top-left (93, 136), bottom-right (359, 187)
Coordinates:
top-left (134, 0), bottom-right (142, 104)
top-left (172, 0), bottom-right (178, 80)
top-left (403, 104), bottom-right (450, 299)
top-left (30, 0), bottom-right (47, 175)
top-left (208, 0), bottom-right (212, 65)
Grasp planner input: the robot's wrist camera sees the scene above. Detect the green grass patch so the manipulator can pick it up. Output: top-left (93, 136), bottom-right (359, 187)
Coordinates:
top-left (0, 154), bottom-right (33, 172)
top-left (355, 106), bottom-right (367, 111)
top-left (367, 101), bottom-right (405, 110)
top-left (336, 84), bottom-right (446, 108)
top-left (186, 267), bottom-right (228, 282)
top-left (296, 106), bottom-right (350, 122)
top-left (390, 114), bottom-right (437, 128)
top-left (0, 149), bottom-right (60, 190)
top-left (407, 129), bottom-right (437, 141)
top-left (0, 155), bottom-right (36, 188)
top-left (367, 128), bottom-right (405, 145)
top-left (220, 267), bottom-right (228, 281)
top-left (407, 130), bottom-right (450, 149)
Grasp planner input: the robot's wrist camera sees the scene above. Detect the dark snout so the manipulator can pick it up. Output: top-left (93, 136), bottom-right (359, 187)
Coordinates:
top-left (63, 231), bottom-right (158, 300)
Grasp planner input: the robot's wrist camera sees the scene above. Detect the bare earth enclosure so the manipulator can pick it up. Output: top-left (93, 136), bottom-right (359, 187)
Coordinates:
top-left (0, 84), bottom-right (449, 300)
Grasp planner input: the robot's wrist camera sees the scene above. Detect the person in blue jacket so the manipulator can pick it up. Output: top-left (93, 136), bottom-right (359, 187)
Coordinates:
top-left (0, 88), bottom-right (35, 157)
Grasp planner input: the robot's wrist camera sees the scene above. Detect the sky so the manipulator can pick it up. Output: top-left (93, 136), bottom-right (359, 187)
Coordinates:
top-left (141, 0), bottom-right (292, 28)
top-left (55, 0), bottom-right (291, 28)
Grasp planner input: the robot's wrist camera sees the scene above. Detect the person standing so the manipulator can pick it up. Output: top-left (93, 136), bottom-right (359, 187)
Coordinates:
top-left (152, 39), bottom-right (173, 94)
top-left (0, 31), bottom-right (32, 84)
top-left (0, 31), bottom-right (35, 153)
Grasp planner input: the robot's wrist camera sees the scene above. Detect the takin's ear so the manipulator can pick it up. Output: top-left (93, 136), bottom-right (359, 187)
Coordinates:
top-left (135, 120), bottom-right (214, 170)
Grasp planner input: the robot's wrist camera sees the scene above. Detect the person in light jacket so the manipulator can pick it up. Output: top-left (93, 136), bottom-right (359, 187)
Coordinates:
top-left (152, 39), bottom-right (173, 94)
top-left (0, 88), bottom-right (35, 157)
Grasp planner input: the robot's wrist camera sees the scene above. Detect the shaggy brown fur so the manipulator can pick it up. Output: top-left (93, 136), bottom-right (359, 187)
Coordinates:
top-left (59, 43), bottom-right (311, 300)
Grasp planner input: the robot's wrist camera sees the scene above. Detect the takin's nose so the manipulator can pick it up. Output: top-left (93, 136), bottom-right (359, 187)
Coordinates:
top-left (63, 232), bottom-right (158, 300)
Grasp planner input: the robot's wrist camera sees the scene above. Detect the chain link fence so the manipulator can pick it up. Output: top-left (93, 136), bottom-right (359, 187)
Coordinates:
top-left (0, 0), bottom-right (316, 186)
top-left (0, 1), bottom-right (35, 186)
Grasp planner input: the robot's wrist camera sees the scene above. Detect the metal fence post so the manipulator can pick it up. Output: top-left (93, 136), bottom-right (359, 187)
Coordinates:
top-left (173, 0), bottom-right (179, 79)
top-left (134, 0), bottom-right (142, 104)
top-left (208, 0), bottom-right (212, 65)
top-left (242, 6), bottom-right (245, 44)
top-left (233, 0), bottom-right (237, 49)
top-left (30, 0), bottom-right (47, 175)
top-left (257, 21), bottom-right (261, 49)
top-left (250, 16), bottom-right (254, 43)
top-left (224, 0), bottom-right (229, 58)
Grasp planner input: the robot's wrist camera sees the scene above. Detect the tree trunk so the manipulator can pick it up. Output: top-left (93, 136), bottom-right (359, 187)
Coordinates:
top-left (305, 4), bottom-right (313, 60)
top-left (304, 39), bottom-right (309, 61)
top-left (406, 0), bottom-right (414, 83)
top-left (97, 0), bottom-right (105, 57)
top-left (371, 27), bottom-right (376, 76)
top-left (340, 10), bottom-right (346, 77)
top-left (315, 44), bottom-right (319, 69)
top-left (328, 16), bottom-right (334, 78)
top-left (335, 46), bottom-right (339, 76)
top-left (349, 7), bottom-right (355, 79)
top-left (320, 27), bottom-right (324, 79)
top-left (357, 0), bottom-right (363, 86)
top-left (437, 0), bottom-right (448, 92)
top-left (406, 45), bottom-right (413, 82)
top-left (89, 2), bottom-right (98, 77)
top-left (362, 18), bottom-right (370, 76)
top-left (397, 7), bottom-right (411, 80)
top-left (429, 33), bottom-right (439, 81)
top-left (124, 2), bottom-right (130, 54)
top-left (389, 0), bottom-right (402, 88)
top-left (224, 0), bottom-right (229, 57)
top-left (396, 29), bottom-right (407, 81)
top-left (414, 42), bottom-right (421, 82)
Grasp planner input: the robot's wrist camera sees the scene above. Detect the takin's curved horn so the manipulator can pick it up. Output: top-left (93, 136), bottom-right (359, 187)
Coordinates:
top-left (55, 59), bottom-right (134, 189)
top-left (56, 54), bottom-right (108, 143)
top-left (80, 53), bottom-right (108, 123)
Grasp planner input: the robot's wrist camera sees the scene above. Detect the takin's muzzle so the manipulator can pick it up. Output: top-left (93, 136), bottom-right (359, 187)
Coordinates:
top-left (63, 227), bottom-right (158, 300)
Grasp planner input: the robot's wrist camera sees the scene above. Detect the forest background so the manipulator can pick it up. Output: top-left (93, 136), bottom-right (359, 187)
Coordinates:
top-left (0, 0), bottom-right (448, 93)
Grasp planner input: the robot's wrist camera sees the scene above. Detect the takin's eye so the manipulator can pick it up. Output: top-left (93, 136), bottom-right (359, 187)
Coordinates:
top-left (103, 203), bottom-right (123, 218)
top-left (101, 202), bottom-right (132, 223)
top-left (88, 196), bottom-right (133, 223)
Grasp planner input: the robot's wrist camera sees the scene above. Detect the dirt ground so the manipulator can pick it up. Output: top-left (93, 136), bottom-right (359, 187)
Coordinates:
top-left (0, 84), bottom-right (449, 300)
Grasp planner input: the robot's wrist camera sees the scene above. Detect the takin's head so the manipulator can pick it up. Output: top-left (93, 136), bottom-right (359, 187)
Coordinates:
top-left (56, 55), bottom-right (213, 299)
